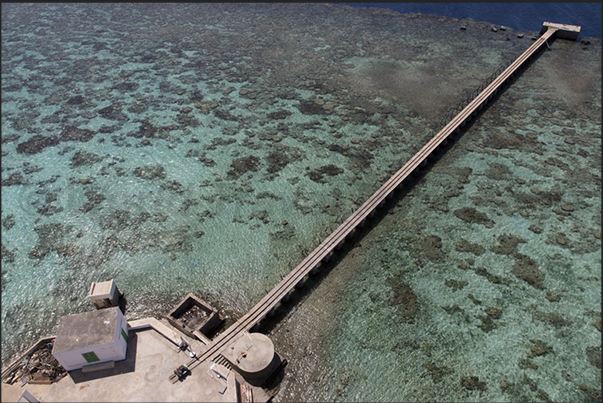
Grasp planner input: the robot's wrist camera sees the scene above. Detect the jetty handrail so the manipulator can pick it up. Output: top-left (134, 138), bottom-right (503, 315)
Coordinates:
top-left (186, 27), bottom-right (560, 370)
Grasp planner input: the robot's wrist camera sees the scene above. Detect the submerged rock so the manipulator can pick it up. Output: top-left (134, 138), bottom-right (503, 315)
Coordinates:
top-left (2, 172), bottom-right (27, 186)
top-left (1, 244), bottom-right (16, 263)
top-left (511, 253), bottom-right (545, 289)
top-left (386, 276), bottom-right (418, 323)
top-left (460, 376), bottom-right (487, 391)
top-left (66, 95), bottom-right (85, 105)
top-left (228, 155), bottom-right (261, 178)
top-left (491, 234), bottom-right (526, 255)
top-left (1, 135), bottom-right (20, 144)
top-left (98, 104), bottom-right (126, 121)
top-left (2, 215), bottom-right (15, 230)
top-left (16, 135), bottom-right (60, 154)
top-left (28, 223), bottom-right (72, 260)
top-left (586, 346), bottom-right (601, 369)
top-left (308, 164), bottom-right (344, 183)
top-left (268, 110), bottom-right (292, 120)
top-left (70, 150), bottom-right (103, 167)
top-left (455, 238), bottom-right (485, 255)
top-left (60, 126), bottom-right (96, 142)
top-left (453, 207), bottom-right (494, 227)
top-left (419, 235), bottom-right (444, 261)
top-left (133, 165), bottom-right (166, 180)
top-left (297, 100), bottom-right (325, 115)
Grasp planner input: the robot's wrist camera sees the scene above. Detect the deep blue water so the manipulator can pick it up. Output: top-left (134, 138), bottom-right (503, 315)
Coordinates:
top-left (345, 3), bottom-right (602, 38)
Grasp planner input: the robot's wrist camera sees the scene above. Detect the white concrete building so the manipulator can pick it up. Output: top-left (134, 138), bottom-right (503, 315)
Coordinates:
top-left (52, 307), bottom-right (128, 371)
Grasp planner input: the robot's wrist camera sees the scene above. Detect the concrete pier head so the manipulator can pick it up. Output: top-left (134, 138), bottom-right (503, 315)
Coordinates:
top-left (222, 332), bottom-right (281, 386)
top-left (540, 22), bottom-right (581, 40)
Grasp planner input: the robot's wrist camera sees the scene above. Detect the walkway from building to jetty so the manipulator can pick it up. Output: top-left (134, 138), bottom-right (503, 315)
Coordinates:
top-left (184, 22), bottom-right (580, 373)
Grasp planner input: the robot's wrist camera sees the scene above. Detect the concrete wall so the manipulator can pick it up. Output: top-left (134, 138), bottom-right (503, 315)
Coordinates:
top-left (52, 309), bottom-right (128, 371)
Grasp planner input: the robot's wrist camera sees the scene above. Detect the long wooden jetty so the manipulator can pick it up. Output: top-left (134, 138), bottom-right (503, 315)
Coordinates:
top-left (183, 22), bottom-right (581, 373)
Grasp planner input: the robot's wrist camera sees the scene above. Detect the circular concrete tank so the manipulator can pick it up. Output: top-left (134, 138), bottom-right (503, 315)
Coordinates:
top-left (222, 332), bottom-right (280, 386)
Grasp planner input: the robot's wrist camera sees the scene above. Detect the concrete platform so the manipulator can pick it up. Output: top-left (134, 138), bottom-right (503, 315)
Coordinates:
top-left (4, 322), bottom-right (270, 402)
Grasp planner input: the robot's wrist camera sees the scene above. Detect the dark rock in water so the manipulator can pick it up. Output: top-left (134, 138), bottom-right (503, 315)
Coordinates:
top-left (228, 155), bottom-right (261, 178)
top-left (100, 210), bottom-right (131, 231)
top-left (176, 113), bottom-right (200, 127)
top-left (37, 204), bottom-right (63, 216)
top-left (444, 279), bottom-right (468, 292)
top-left (422, 362), bottom-right (453, 384)
top-left (455, 238), bottom-right (484, 255)
top-left (128, 103), bottom-right (148, 114)
top-left (308, 164), bottom-right (344, 182)
top-left (348, 108), bottom-right (373, 124)
top-left (2, 215), bottom-right (15, 231)
top-left (268, 110), bottom-right (292, 120)
top-left (16, 135), bottom-right (60, 154)
top-left (23, 164), bottom-right (43, 174)
top-left (586, 346), bottom-right (601, 369)
top-left (479, 314), bottom-right (497, 332)
top-left (98, 104), bottom-right (126, 121)
top-left (1, 243), bottom-right (16, 263)
top-left (29, 244), bottom-right (52, 260)
top-left (319, 164), bottom-right (344, 176)
top-left (161, 180), bottom-right (183, 193)
top-left (266, 151), bottom-right (293, 173)
top-left (2, 135), bottom-right (20, 144)
top-left (485, 307), bottom-right (502, 319)
top-left (85, 191), bottom-right (105, 204)
top-left (491, 234), bottom-right (526, 255)
top-left (486, 162), bottom-right (510, 180)
top-left (545, 290), bottom-right (562, 302)
top-left (133, 165), bottom-right (166, 180)
top-left (28, 223), bottom-right (72, 259)
top-left (532, 311), bottom-right (570, 329)
top-left (419, 235), bottom-right (444, 261)
top-left (99, 125), bottom-right (117, 134)
top-left (460, 376), bottom-right (487, 391)
top-left (530, 340), bottom-right (552, 357)
top-left (79, 202), bottom-right (95, 213)
top-left (128, 120), bottom-right (159, 138)
top-left (453, 207), bottom-right (494, 227)
top-left (528, 224), bottom-right (542, 234)
top-left (308, 170), bottom-right (324, 183)
top-left (92, 41), bottom-right (107, 51)
top-left (66, 95), bottom-right (85, 105)
top-left (386, 276), bottom-right (418, 323)
top-left (297, 100), bottom-right (325, 115)
top-left (112, 82), bottom-right (139, 93)
top-left (12, 117), bottom-right (36, 131)
top-left (138, 52), bottom-right (156, 63)
top-left (214, 109), bottom-right (239, 121)
top-left (71, 150), bottom-right (103, 167)
top-left (34, 223), bottom-right (71, 242)
top-left (511, 253), bottom-right (545, 289)
top-left (60, 126), bottom-right (96, 142)
top-left (2, 172), bottom-right (27, 186)
top-left (188, 91), bottom-right (204, 102)
top-left (2, 84), bottom-right (22, 92)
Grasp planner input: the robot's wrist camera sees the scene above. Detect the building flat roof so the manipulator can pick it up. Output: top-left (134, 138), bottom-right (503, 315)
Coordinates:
top-left (89, 280), bottom-right (114, 297)
top-left (53, 307), bottom-right (120, 353)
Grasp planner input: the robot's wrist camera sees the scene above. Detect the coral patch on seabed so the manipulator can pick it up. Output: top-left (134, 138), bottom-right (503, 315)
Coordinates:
top-left (16, 135), bottom-right (60, 155)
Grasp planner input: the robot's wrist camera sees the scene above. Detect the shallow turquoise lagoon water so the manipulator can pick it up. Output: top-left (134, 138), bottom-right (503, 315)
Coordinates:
top-left (2, 4), bottom-right (600, 402)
